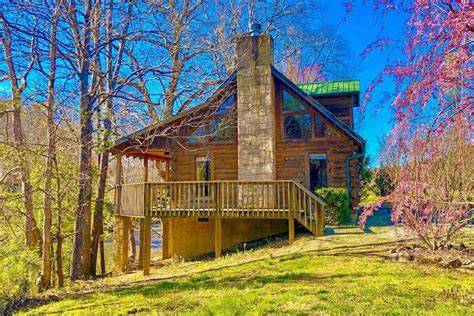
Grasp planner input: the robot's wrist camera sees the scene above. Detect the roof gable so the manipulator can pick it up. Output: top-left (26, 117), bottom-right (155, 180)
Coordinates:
top-left (271, 66), bottom-right (364, 146)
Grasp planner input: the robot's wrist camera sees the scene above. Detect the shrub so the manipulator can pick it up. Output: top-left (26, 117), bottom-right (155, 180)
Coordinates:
top-left (0, 239), bottom-right (40, 315)
top-left (315, 187), bottom-right (350, 225)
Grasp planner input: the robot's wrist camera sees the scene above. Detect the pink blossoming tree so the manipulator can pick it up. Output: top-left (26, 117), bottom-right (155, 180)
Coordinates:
top-left (356, 0), bottom-right (474, 249)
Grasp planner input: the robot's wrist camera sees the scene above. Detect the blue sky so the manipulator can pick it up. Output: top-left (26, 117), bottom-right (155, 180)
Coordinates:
top-left (319, 1), bottom-right (409, 165)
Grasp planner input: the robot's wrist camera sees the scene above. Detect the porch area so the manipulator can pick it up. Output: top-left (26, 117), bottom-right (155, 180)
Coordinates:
top-left (113, 155), bottom-right (325, 276)
top-left (111, 143), bottom-right (326, 276)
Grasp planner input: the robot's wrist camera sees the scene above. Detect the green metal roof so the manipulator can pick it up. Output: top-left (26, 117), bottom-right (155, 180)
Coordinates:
top-left (297, 80), bottom-right (360, 96)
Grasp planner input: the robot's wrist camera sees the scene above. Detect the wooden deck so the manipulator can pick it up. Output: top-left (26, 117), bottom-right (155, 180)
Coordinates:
top-left (117, 180), bottom-right (325, 236)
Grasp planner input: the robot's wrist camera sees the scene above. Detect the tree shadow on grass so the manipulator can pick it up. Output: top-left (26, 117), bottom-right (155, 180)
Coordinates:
top-left (36, 269), bottom-right (395, 314)
top-left (18, 232), bottom-right (412, 314)
top-left (324, 226), bottom-right (366, 236)
top-left (108, 270), bottom-right (386, 299)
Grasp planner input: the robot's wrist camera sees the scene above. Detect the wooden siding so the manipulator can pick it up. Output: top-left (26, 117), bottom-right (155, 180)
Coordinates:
top-left (171, 143), bottom-right (238, 181)
top-left (170, 140), bottom-right (358, 193)
top-left (169, 80), bottom-right (361, 192)
top-left (276, 139), bottom-right (359, 188)
top-left (314, 96), bottom-right (355, 128)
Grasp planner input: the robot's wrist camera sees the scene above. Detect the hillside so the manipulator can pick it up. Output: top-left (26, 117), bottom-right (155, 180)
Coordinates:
top-left (18, 226), bottom-right (474, 315)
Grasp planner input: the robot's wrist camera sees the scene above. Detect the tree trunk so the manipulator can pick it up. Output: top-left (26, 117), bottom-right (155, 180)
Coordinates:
top-left (91, 151), bottom-right (109, 275)
top-left (163, 53), bottom-right (182, 118)
top-left (99, 239), bottom-right (106, 275)
top-left (37, 1), bottom-right (60, 291)
top-left (91, 0), bottom-right (131, 275)
top-left (70, 0), bottom-right (94, 281)
top-left (56, 226), bottom-right (64, 288)
top-left (54, 155), bottom-right (64, 288)
top-left (20, 152), bottom-right (42, 248)
top-left (90, 0), bottom-right (112, 275)
top-left (71, 89), bottom-right (93, 280)
top-left (0, 15), bottom-right (42, 247)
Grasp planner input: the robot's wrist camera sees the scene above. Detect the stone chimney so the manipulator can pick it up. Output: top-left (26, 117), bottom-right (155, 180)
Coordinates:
top-left (235, 25), bottom-right (276, 182)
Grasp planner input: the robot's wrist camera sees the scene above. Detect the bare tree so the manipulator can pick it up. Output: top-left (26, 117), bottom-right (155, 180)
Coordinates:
top-left (91, 0), bottom-right (133, 276)
top-left (65, 0), bottom-right (97, 280)
top-left (0, 10), bottom-right (41, 247)
top-left (36, 0), bottom-right (62, 292)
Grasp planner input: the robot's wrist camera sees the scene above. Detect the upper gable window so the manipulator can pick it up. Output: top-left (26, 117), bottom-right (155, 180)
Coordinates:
top-left (185, 126), bottom-right (206, 143)
top-left (284, 114), bottom-right (312, 139)
top-left (283, 90), bottom-right (305, 111)
top-left (216, 95), bottom-right (236, 115)
top-left (281, 89), bottom-right (340, 140)
top-left (314, 117), bottom-right (340, 138)
top-left (184, 95), bottom-right (236, 143)
top-left (209, 117), bottom-right (236, 142)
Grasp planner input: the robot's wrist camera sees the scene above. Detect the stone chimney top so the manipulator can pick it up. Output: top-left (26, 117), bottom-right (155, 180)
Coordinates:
top-left (250, 22), bottom-right (262, 36)
top-left (234, 30), bottom-right (274, 70)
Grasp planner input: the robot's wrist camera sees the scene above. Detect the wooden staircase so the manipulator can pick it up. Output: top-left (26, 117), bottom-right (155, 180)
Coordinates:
top-left (291, 181), bottom-right (325, 236)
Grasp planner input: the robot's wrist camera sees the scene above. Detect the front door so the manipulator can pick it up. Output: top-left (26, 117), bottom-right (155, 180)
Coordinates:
top-left (308, 154), bottom-right (328, 192)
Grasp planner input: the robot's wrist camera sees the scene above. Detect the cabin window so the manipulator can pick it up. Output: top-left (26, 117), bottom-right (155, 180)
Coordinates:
top-left (314, 117), bottom-right (339, 138)
top-left (309, 154), bottom-right (328, 191)
top-left (184, 95), bottom-right (236, 143)
top-left (195, 156), bottom-right (212, 196)
top-left (209, 117), bottom-right (236, 142)
top-left (195, 156), bottom-right (212, 181)
top-left (283, 90), bottom-right (305, 111)
top-left (284, 114), bottom-right (312, 139)
top-left (282, 88), bottom-right (341, 140)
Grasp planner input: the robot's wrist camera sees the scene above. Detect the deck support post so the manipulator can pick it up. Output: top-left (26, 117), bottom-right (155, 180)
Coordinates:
top-left (113, 153), bottom-right (131, 273)
top-left (214, 217), bottom-right (222, 258)
top-left (161, 219), bottom-right (173, 259)
top-left (214, 182), bottom-right (222, 258)
top-left (143, 216), bottom-right (152, 275)
top-left (138, 219), bottom-right (145, 268)
top-left (113, 215), bottom-right (131, 273)
top-left (317, 204), bottom-right (324, 237)
top-left (288, 218), bottom-right (295, 245)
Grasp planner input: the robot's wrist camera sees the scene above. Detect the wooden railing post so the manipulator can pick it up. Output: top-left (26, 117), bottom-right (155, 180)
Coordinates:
top-left (139, 159), bottom-right (149, 268)
top-left (288, 182), bottom-right (296, 245)
top-left (114, 154), bottom-right (122, 216)
top-left (143, 178), bottom-right (152, 274)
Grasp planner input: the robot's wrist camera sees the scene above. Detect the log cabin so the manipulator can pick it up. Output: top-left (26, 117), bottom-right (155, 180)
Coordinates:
top-left (109, 24), bottom-right (365, 275)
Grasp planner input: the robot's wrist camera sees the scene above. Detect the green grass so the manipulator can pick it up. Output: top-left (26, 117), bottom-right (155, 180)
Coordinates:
top-left (19, 226), bottom-right (474, 315)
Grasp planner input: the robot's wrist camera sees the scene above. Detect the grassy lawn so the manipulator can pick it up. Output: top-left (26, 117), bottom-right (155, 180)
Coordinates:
top-left (20, 226), bottom-right (474, 315)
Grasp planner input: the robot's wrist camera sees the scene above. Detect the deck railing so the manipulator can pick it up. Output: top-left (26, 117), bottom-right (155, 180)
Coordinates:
top-left (118, 180), bottom-right (325, 236)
